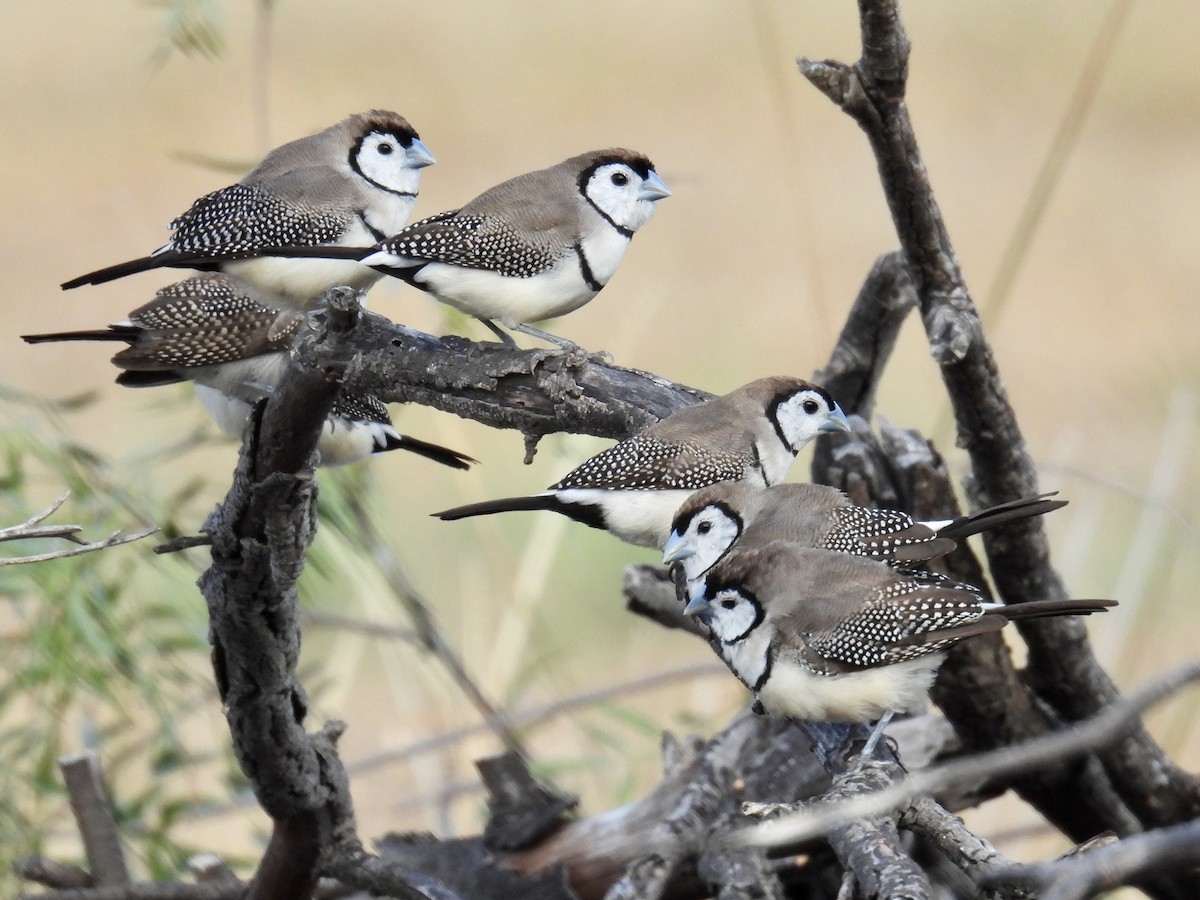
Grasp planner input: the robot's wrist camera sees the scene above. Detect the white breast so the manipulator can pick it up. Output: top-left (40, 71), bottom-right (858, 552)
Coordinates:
top-left (360, 192), bottom-right (419, 242)
top-left (413, 257), bottom-right (597, 325)
top-left (555, 487), bottom-right (695, 549)
top-left (756, 654), bottom-right (945, 723)
top-left (223, 257), bottom-right (381, 310)
top-left (753, 434), bottom-right (799, 486)
top-left (577, 223), bottom-right (632, 285)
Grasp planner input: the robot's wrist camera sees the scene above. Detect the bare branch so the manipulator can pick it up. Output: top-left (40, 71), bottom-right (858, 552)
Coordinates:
top-left (801, 2), bottom-right (1200, 870)
top-left (12, 856), bottom-right (94, 890)
top-left (302, 609), bottom-right (419, 644)
top-left (477, 753), bottom-right (577, 852)
top-left (319, 839), bottom-right (466, 900)
top-left (60, 753), bottom-right (130, 887)
top-left (197, 286), bottom-right (461, 900)
top-left (0, 491), bottom-right (73, 539)
top-left (739, 661), bottom-right (1200, 849)
top-left (0, 527), bottom-right (158, 566)
top-left (898, 798), bottom-right (1024, 892)
top-left (985, 819), bottom-right (1200, 900)
top-left (816, 758), bottom-right (932, 899)
top-left (811, 250), bottom-right (916, 419)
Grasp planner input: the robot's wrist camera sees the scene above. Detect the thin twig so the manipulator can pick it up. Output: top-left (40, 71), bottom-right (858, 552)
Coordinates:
top-left (344, 490), bottom-right (528, 758)
top-left (0, 490), bottom-right (72, 538)
top-left (348, 662), bottom-right (725, 776)
top-left (153, 534), bottom-right (213, 554)
top-left (302, 609), bottom-right (419, 644)
top-left (1, 527), bottom-right (158, 566)
top-left (739, 661), bottom-right (1200, 849)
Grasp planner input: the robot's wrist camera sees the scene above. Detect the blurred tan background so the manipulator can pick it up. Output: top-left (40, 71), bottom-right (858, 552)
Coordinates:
top-left (2, 0), bottom-right (1198, 867)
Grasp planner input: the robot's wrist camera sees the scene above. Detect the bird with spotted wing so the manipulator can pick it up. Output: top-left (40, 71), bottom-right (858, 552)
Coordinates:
top-left (433, 376), bottom-right (849, 549)
top-left (62, 110), bottom-right (436, 310)
top-left (663, 480), bottom-right (1066, 594)
top-left (685, 541), bottom-right (1114, 753)
top-left (25, 274), bottom-right (473, 469)
top-left (257, 148), bottom-right (670, 347)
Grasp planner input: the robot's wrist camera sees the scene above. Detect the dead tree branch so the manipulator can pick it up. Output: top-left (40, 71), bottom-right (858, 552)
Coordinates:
top-left (195, 287), bottom-right (463, 900)
top-left (801, 0), bottom-right (1200, 841)
top-left (298, 313), bottom-right (712, 461)
top-left (984, 819), bottom-right (1200, 900)
top-left (738, 661), bottom-right (1200, 849)
top-left (59, 753), bottom-right (130, 888)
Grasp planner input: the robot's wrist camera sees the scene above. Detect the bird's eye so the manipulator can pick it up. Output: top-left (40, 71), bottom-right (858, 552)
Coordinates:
top-left (611, 171), bottom-right (629, 187)
top-left (802, 399), bottom-right (819, 414)
top-left (720, 598), bottom-right (737, 610)
top-left (378, 142), bottom-right (394, 155)
top-left (697, 521), bottom-right (712, 535)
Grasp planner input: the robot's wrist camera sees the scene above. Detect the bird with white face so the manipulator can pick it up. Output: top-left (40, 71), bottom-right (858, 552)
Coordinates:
top-left (62, 110), bottom-right (436, 309)
top-left (685, 541), bottom-right (1114, 753)
top-left (434, 376), bottom-right (849, 549)
top-left (663, 481), bottom-right (1066, 597)
top-left (26, 275), bottom-right (474, 469)
top-left (269, 148), bottom-right (670, 347)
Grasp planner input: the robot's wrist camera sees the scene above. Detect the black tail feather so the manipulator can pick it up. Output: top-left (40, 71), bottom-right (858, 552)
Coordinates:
top-left (60, 243), bottom-right (373, 290)
top-left (998, 598), bottom-right (1117, 620)
top-left (937, 493), bottom-right (1067, 541)
top-left (115, 371), bottom-right (186, 388)
top-left (23, 327), bottom-right (135, 344)
top-left (61, 252), bottom-right (225, 289)
top-left (434, 494), bottom-right (560, 520)
top-left (379, 433), bottom-right (476, 471)
top-left (434, 493), bottom-right (607, 530)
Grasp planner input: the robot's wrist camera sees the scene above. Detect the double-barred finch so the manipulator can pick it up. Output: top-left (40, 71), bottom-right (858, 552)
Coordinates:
top-left (433, 377), bottom-right (849, 550)
top-left (684, 541), bottom-right (1114, 753)
top-left (62, 110), bottom-right (435, 310)
top-left (24, 275), bottom-right (474, 469)
top-left (263, 148), bottom-right (670, 347)
top-left (663, 481), bottom-right (1066, 592)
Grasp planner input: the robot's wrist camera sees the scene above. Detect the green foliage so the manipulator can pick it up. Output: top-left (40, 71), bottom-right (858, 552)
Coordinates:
top-left (0, 389), bottom-right (226, 888)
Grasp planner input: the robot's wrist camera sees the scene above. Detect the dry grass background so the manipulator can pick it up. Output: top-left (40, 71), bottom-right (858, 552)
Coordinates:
top-left (2, 0), bottom-right (1198, 876)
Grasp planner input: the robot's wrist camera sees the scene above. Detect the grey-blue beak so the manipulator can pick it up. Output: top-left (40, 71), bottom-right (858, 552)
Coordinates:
top-left (819, 405), bottom-right (852, 434)
top-left (407, 138), bottom-right (437, 169)
top-left (661, 531), bottom-right (694, 564)
top-left (683, 593), bottom-right (712, 617)
top-left (638, 170), bottom-right (671, 202)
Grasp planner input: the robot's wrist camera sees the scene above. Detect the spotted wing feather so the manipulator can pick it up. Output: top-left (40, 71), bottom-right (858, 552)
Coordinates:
top-left (378, 209), bottom-right (563, 276)
top-left (552, 435), bottom-right (753, 491)
top-left (110, 279), bottom-right (304, 371)
top-left (168, 179), bottom-right (351, 255)
top-left (824, 507), bottom-right (954, 563)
